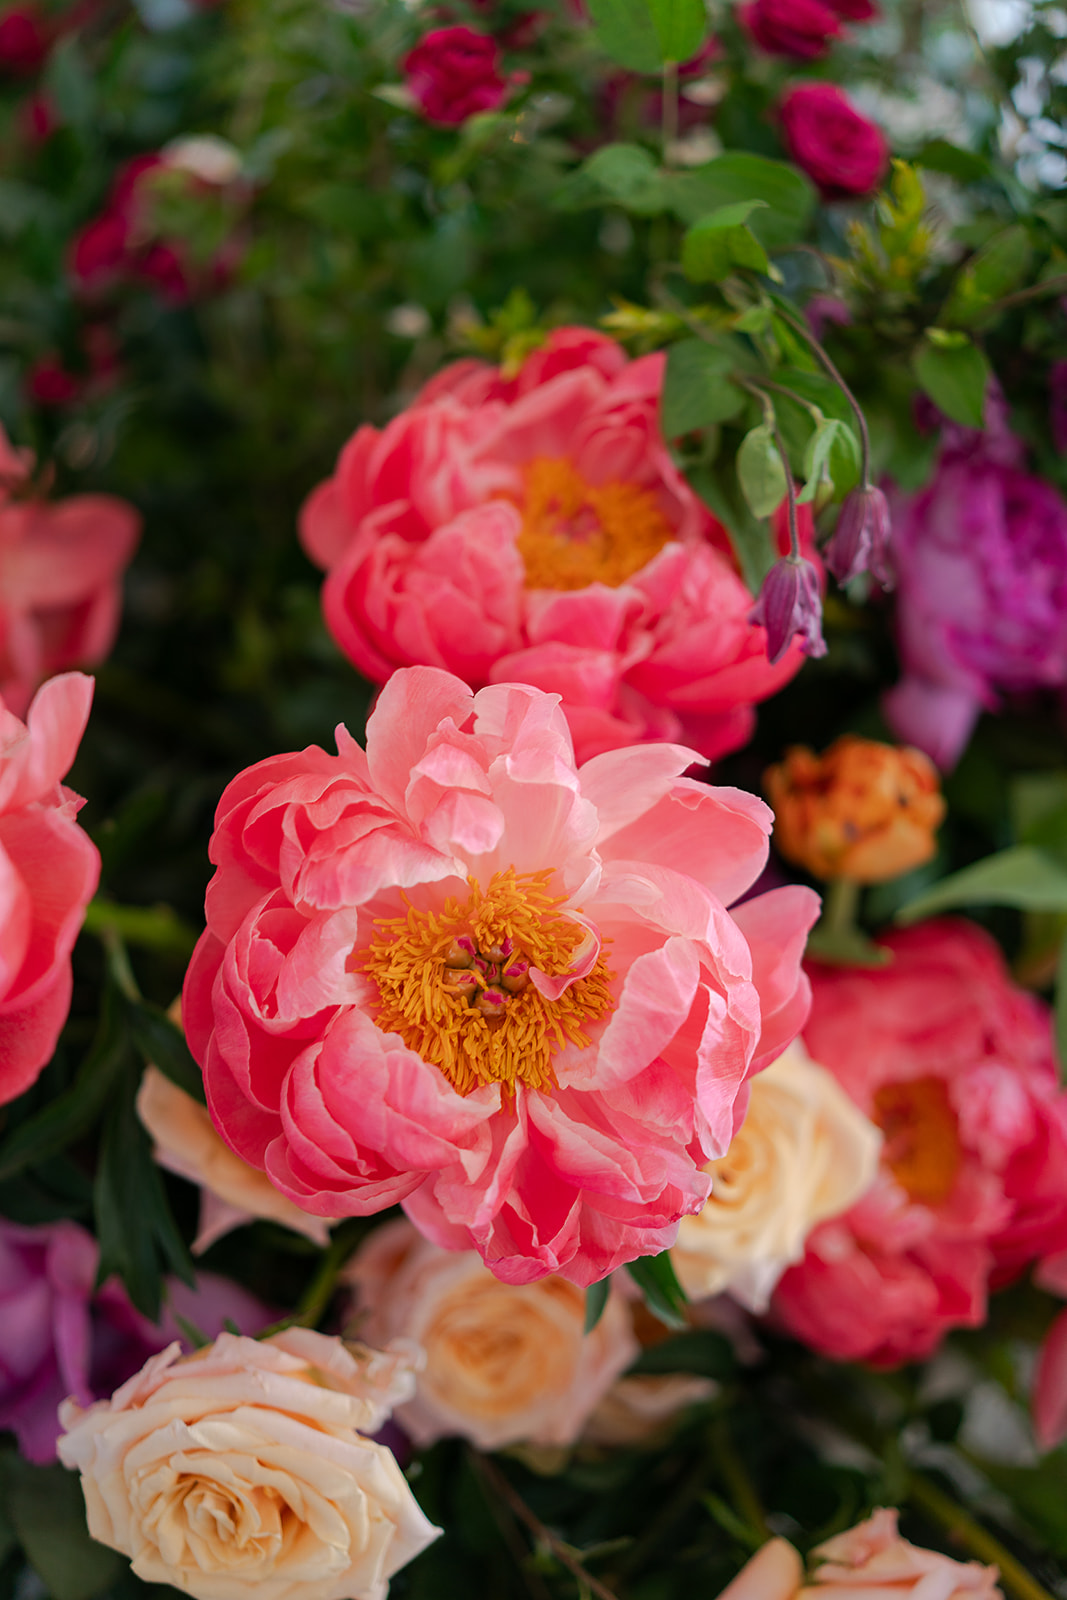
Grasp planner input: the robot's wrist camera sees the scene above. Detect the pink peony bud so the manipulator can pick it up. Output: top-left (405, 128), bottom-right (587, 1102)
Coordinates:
top-left (825, 486), bottom-right (893, 588)
top-left (749, 556), bottom-right (827, 666)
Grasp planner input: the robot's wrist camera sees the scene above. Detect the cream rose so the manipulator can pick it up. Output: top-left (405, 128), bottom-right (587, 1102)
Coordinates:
top-left (671, 1040), bottom-right (881, 1310)
top-left (137, 1003), bottom-right (336, 1252)
top-left (57, 1328), bottom-right (439, 1600)
top-left (345, 1219), bottom-right (638, 1451)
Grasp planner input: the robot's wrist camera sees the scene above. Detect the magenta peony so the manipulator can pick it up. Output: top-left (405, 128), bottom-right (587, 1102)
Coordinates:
top-left (779, 84), bottom-right (889, 198)
top-left (0, 1216), bottom-right (271, 1464)
top-left (403, 26), bottom-right (511, 125)
top-left (300, 328), bottom-right (813, 765)
top-left (0, 429), bottom-right (139, 713)
top-left (183, 666), bottom-right (818, 1286)
top-left (883, 445), bottom-right (1067, 770)
top-left (773, 921), bottom-right (1067, 1366)
top-left (0, 672), bottom-right (102, 1105)
top-left (739, 0), bottom-right (843, 59)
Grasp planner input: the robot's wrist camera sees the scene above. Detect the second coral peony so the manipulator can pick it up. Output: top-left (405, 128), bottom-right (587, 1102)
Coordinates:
top-left (184, 666), bottom-right (818, 1286)
top-left (300, 328), bottom-right (814, 765)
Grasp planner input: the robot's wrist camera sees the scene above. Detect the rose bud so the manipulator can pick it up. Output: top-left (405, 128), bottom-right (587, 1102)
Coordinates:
top-left (825, 486), bottom-right (894, 588)
top-left (748, 556), bottom-right (827, 666)
top-left (764, 734), bottom-right (945, 882)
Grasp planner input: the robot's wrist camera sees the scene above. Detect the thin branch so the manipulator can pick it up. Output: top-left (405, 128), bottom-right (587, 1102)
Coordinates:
top-left (907, 1473), bottom-right (1057, 1600)
top-left (661, 60), bottom-right (679, 165)
top-left (771, 303), bottom-right (872, 490)
top-left (472, 1451), bottom-right (622, 1600)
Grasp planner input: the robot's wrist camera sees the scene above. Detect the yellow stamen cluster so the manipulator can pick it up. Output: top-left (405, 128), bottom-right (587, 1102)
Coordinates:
top-left (517, 456), bottom-right (674, 591)
top-left (358, 868), bottom-right (615, 1097)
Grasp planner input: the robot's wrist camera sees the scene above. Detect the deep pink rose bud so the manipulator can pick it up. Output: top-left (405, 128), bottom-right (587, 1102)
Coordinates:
top-left (0, 4), bottom-right (49, 75)
top-left (780, 83), bottom-right (889, 198)
top-left (826, 486), bottom-right (893, 588)
top-left (403, 25), bottom-right (510, 126)
top-left (1050, 360), bottom-right (1067, 455)
top-left (749, 555), bottom-right (827, 666)
top-left (740, 0), bottom-right (842, 59)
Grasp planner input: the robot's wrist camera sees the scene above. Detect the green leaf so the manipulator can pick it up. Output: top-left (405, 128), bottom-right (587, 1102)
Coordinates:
top-left (584, 1277), bottom-right (611, 1333)
top-left (630, 1328), bottom-right (735, 1378)
top-left (669, 154), bottom-right (816, 250)
top-left (126, 998), bottom-right (207, 1104)
top-left (43, 38), bottom-right (95, 133)
top-left (1, 1459), bottom-right (121, 1600)
top-left (581, 142), bottom-right (668, 215)
top-left (688, 463), bottom-right (776, 594)
top-left (587, 0), bottom-right (662, 71)
top-left (915, 139), bottom-right (992, 183)
top-left (736, 422), bottom-right (787, 519)
top-left (681, 202), bottom-right (770, 282)
top-left (805, 925), bottom-right (892, 967)
top-left (0, 985), bottom-right (127, 1184)
top-left (941, 226), bottom-right (1032, 327)
top-left (648, 0), bottom-right (707, 61)
top-left (895, 846), bottom-right (1067, 923)
top-left (95, 1060), bottom-right (195, 1320)
top-left (796, 417), bottom-right (861, 504)
top-left (662, 338), bottom-right (745, 435)
top-left (912, 336), bottom-right (990, 428)
top-left (626, 1250), bottom-right (688, 1329)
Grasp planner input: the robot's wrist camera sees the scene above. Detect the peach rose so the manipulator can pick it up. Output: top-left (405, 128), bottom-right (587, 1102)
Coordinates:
top-left (57, 1329), bottom-right (439, 1600)
top-left (581, 1372), bottom-right (717, 1448)
top-left (716, 1510), bottom-right (1001, 1600)
top-left (345, 1218), bottom-right (638, 1450)
top-left (765, 736), bottom-right (945, 883)
top-left (671, 1041), bottom-right (881, 1310)
top-left (137, 1061), bottom-right (335, 1253)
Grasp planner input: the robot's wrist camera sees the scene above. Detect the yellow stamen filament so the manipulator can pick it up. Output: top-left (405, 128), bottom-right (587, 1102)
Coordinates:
top-left (358, 868), bottom-right (614, 1096)
top-left (517, 457), bottom-right (674, 591)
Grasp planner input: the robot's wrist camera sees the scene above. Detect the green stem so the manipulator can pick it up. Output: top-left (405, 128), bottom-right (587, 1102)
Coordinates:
top-left (84, 898), bottom-right (199, 959)
top-left (821, 876), bottom-right (861, 939)
top-left (771, 303), bottom-right (872, 490)
top-left (293, 1224), bottom-right (365, 1329)
top-left (662, 60), bottom-right (679, 165)
top-left (711, 1413), bottom-right (770, 1542)
top-left (472, 1452), bottom-right (621, 1600)
top-left (907, 1474), bottom-right (1057, 1600)
top-left (96, 923), bottom-right (141, 1003)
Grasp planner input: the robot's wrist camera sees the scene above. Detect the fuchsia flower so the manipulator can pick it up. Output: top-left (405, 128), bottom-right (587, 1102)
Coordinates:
top-left (300, 328), bottom-right (814, 766)
top-left (884, 440), bottom-right (1067, 770)
top-left (780, 84), bottom-right (889, 198)
top-left (183, 666), bottom-right (818, 1287)
top-left (740, 0), bottom-right (843, 59)
top-left (748, 556), bottom-right (826, 665)
top-left (0, 425), bottom-right (139, 716)
top-left (0, 1216), bottom-right (271, 1464)
top-left (825, 486), bottom-right (893, 588)
top-left (0, 4), bottom-right (49, 75)
top-left (403, 26), bottom-right (512, 125)
top-left (774, 921), bottom-right (1067, 1366)
top-left (0, 673), bottom-right (102, 1106)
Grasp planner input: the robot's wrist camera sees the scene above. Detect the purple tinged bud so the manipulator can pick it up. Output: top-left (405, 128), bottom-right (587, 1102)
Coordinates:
top-left (748, 556), bottom-right (827, 667)
top-left (825, 485), bottom-right (894, 589)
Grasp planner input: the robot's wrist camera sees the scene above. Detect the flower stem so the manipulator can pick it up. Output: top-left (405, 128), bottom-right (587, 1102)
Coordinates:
top-left (821, 877), bottom-right (861, 940)
top-left (472, 1452), bottom-right (621, 1600)
top-left (662, 60), bottom-right (679, 165)
top-left (907, 1473), bottom-right (1057, 1600)
top-left (711, 1413), bottom-right (771, 1543)
top-left (772, 303), bottom-right (872, 490)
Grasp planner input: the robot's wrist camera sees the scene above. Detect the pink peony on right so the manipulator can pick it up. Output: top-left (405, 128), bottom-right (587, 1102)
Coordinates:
top-left (0, 672), bottom-right (101, 1107)
top-left (183, 665), bottom-right (819, 1287)
top-left (300, 327), bottom-right (816, 767)
top-left (773, 920), bottom-right (1067, 1366)
top-left (0, 427), bottom-right (139, 716)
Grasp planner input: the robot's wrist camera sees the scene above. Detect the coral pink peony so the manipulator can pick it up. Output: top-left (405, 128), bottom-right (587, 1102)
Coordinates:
top-left (0, 428), bottom-right (139, 715)
top-left (0, 672), bottom-right (102, 1105)
top-left (300, 328), bottom-right (814, 766)
top-left (779, 84), bottom-right (889, 198)
top-left (184, 666), bottom-right (818, 1286)
top-left (403, 26), bottom-right (511, 125)
top-left (774, 921), bottom-right (1067, 1365)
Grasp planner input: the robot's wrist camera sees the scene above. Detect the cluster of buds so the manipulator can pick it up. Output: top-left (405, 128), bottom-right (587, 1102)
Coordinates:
top-left (442, 936), bottom-right (530, 1028)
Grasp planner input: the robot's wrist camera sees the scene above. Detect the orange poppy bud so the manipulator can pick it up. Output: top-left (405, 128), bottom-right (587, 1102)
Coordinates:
top-left (765, 735), bottom-right (945, 883)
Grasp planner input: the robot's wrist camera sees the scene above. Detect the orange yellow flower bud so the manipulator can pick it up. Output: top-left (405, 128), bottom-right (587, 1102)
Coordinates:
top-left (765, 735), bottom-right (945, 883)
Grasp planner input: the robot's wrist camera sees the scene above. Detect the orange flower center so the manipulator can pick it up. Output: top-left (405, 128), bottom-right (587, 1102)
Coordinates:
top-left (872, 1075), bottom-right (962, 1206)
top-left (359, 868), bottom-right (614, 1097)
top-left (516, 457), bottom-right (674, 590)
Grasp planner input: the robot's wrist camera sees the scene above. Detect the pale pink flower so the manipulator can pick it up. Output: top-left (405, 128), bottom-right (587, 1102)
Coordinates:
top-left (0, 672), bottom-right (101, 1104)
top-left (0, 428), bottom-right (139, 716)
top-left (300, 328), bottom-right (813, 765)
top-left (184, 666), bottom-right (819, 1286)
top-left (344, 1216), bottom-right (638, 1449)
top-left (58, 1330), bottom-right (439, 1600)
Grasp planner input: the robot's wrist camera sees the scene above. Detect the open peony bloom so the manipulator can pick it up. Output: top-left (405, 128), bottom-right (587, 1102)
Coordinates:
top-left (184, 666), bottom-right (819, 1286)
top-left (671, 1039), bottom-right (880, 1311)
top-left (58, 1329), bottom-right (439, 1600)
top-left (717, 1511), bottom-right (1000, 1600)
top-left (344, 1216), bottom-right (638, 1450)
top-left (0, 671), bottom-right (101, 1105)
top-left (884, 442), bottom-right (1067, 769)
top-left (0, 427), bottom-right (139, 716)
top-left (299, 328), bottom-right (813, 765)
top-left (774, 921), bottom-right (1067, 1365)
